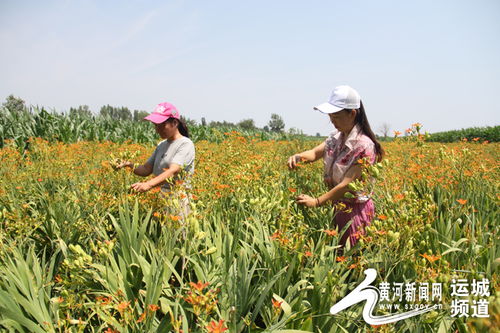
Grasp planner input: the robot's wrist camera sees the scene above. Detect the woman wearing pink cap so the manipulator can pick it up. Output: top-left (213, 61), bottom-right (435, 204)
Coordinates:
top-left (117, 102), bottom-right (195, 217)
top-left (288, 86), bottom-right (384, 252)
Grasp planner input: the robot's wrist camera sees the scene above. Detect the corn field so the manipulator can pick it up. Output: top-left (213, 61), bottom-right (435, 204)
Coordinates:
top-left (0, 107), bottom-right (303, 151)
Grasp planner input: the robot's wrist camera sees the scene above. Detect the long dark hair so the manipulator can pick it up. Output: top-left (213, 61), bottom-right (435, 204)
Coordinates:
top-left (352, 101), bottom-right (384, 162)
top-left (165, 117), bottom-right (190, 138)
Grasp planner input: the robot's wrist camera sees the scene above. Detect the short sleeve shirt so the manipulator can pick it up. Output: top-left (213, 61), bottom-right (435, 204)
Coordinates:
top-left (147, 136), bottom-right (195, 191)
top-left (323, 124), bottom-right (376, 202)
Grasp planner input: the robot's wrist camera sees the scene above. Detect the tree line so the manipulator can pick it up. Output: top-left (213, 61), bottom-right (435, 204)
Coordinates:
top-left (2, 94), bottom-right (293, 134)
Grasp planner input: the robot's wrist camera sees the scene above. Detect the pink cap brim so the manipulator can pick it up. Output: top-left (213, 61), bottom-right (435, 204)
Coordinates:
top-left (144, 113), bottom-right (168, 124)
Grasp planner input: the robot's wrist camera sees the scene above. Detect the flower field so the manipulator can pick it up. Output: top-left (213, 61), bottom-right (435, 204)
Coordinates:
top-left (0, 132), bottom-right (498, 332)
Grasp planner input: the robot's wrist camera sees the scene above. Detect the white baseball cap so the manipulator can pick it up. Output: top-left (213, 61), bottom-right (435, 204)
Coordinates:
top-left (314, 85), bottom-right (361, 114)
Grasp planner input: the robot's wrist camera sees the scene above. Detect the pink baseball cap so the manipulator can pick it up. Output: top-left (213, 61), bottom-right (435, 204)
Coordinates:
top-left (144, 102), bottom-right (180, 124)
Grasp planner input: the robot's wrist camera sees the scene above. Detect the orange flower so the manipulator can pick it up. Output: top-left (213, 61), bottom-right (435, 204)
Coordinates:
top-left (304, 251), bottom-right (313, 257)
top-left (96, 296), bottom-right (112, 305)
top-left (352, 231), bottom-right (363, 240)
top-left (184, 293), bottom-right (202, 305)
top-left (336, 256), bottom-right (346, 262)
top-left (393, 131), bottom-right (402, 137)
top-left (149, 304), bottom-right (160, 312)
top-left (117, 301), bottom-right (130, 312)
top-left (169, 215), bottom-right (182, 221)
top-left (394, 193), bottom-right (405, 201)
top-left (377, 214), bottom-right (387, 220)
top-left (371, 324), bottom-right (385, 329)
top-left (323, 229), bottom-right (338, 236)
top-left (348, 263), bottom-right (357, 269)
top-left (37, 178), bottom-right (43, 182)
top-left (136, 312), bottom-right (146, 323)
top-left (272, 298), bottom-right (283, 308)
top-left (207, 320), bottom-right (228, 333)
top-left (288, 187), bottom-right (297, 193)
top-left (420, 253), bottom-right (441, 263)
top-left (456, 199), bottom-right (467, 205)
top-left (189, 281), bottom-right (209, 292)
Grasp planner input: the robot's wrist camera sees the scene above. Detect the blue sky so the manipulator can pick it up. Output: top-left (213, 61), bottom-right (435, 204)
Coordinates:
top-left (1, 0), bottom-right (499, 135)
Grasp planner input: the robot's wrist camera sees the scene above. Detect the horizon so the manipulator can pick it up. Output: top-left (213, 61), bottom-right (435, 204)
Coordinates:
top-left (4, 96), bottom-right (498, 137)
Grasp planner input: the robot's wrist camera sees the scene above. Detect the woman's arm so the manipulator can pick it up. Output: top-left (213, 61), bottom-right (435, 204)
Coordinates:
top-left (287, 142), bottom-right (325, 169)
top-left (130, 163), bottom-right (181, 192)
top-left (133, 162), bottom-right (153, 177)
top-left (117, 161), bottom-right (153, 177)
top-left (296, 164), bottom-right (362, 207)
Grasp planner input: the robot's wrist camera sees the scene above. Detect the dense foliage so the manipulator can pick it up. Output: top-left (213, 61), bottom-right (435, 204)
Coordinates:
top-left (0, 107), bottom-right (305, 151)
top-left (428, 126), bottom-right (499, 143)
top-left (0, 131), bottom-right (498, 332)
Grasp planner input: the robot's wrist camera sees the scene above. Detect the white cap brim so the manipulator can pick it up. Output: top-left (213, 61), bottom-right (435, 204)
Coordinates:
top-left (313, 102), bottom-right (344, 114)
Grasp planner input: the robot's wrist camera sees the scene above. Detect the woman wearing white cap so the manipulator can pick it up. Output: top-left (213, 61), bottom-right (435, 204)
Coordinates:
top-left (288, 86), bottom-right (384, 251)
top-left (116, 102), bottom-right (195, 217)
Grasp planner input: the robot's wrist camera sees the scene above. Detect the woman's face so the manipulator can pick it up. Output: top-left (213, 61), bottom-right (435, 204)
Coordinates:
top-left (328, 109), bottom-right (357, 133)
top-left (154, 120), bottom-right (177, 139)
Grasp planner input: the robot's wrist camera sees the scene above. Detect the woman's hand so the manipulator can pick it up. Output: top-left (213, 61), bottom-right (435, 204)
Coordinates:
top-left (287, 143), bottom-right (326, 169)
top-left (131, 182), bottom-right (153, 192)
top-left (116, 160), bottom-right (133, 169)
top-left (296, 194), bottom-right (319, 207)
top-left (287, 155), bottom-right (301, 169)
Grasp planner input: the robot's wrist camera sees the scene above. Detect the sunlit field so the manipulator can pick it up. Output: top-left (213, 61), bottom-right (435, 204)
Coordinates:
top-left (0, 130), bottom-right (498, 332)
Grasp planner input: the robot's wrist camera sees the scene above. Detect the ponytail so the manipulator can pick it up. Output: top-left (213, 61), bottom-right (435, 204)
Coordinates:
top-left (177, 119), bottom-right (190, 138)
top-left (354, 101), bottom-right (385, 162)
top-left (166, 117), bottom-right (190, 138)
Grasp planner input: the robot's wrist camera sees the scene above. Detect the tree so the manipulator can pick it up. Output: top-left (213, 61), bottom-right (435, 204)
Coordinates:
top-left (288, 127), bottom-right (303, 135)
top-left (209, 120), bottom-right (236, 127)
top-left (316, 132), bottom-right (321, 137)
top-left (201, 117), bottom-right (207, 126)
top-left (268, 114), bottom-right (285, 132)
top-left (99, 105), bottom-right (132, 120)
top-left (238, 119), bottom-right (256, 130)
top-left (181, 116), bottom-right (197, 127)
top-left (378, 123), bottom-right (391, 139)
top-left (133, 110), bottom-right (149, 121)
top-left (69, 105), bottom-right (92, 118)
top-left (2, 94), bottom-right (26, 113)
